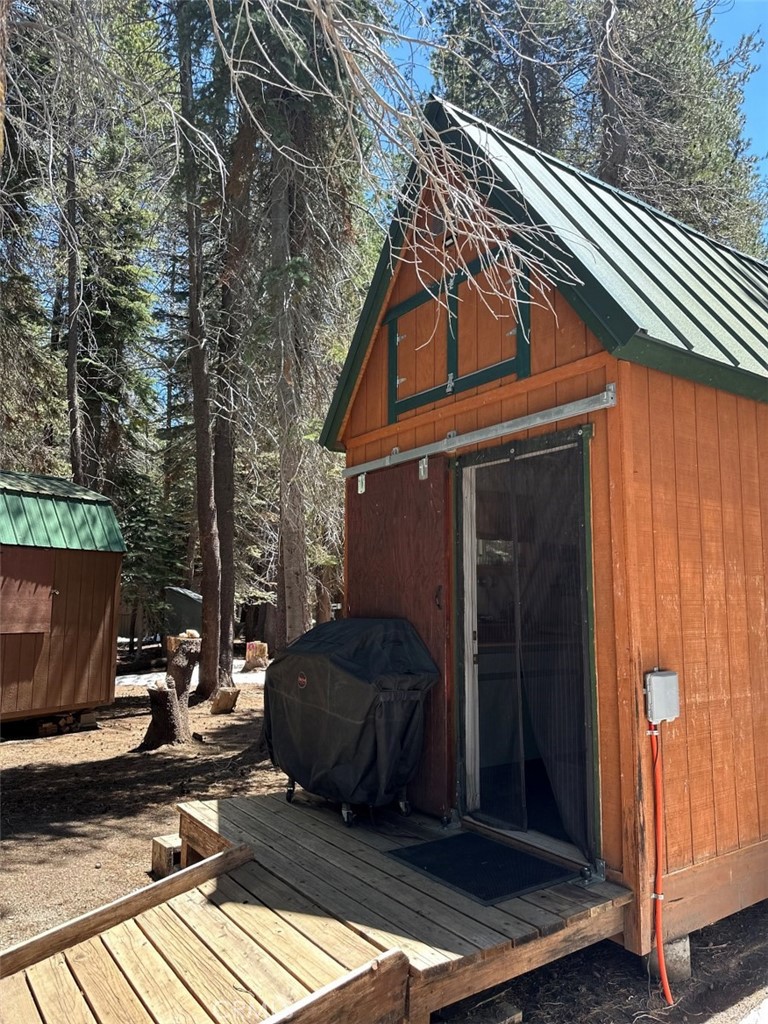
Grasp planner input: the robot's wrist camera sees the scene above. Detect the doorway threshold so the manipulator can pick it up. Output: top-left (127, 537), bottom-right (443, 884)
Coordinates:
top-left (463, 814), bottom-right (589, 870)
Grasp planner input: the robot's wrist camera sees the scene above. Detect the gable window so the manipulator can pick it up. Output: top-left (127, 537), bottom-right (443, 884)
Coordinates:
top-left (386, 252), bottom-right (531, 422)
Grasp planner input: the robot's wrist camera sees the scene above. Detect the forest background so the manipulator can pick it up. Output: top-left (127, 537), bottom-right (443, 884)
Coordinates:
top-left (1, 0), bottom-right (766, 700)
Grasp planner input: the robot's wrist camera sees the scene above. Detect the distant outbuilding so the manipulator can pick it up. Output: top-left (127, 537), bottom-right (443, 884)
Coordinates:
top-left (0, 472), bottom-right (125, 722)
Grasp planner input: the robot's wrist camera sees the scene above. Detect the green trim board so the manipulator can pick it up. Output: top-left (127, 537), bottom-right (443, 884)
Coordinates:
top-left (0, 472), bottom-right (126, 552)
top-left (579, 428), bottom-right (602, 862)
top-left (320, 98), bottom-right (767, 451)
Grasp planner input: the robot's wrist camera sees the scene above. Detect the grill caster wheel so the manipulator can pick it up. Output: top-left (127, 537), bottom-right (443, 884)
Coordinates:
top-left (398, 799), bottom-right (411, 817)
top-left (286, 782), bottom-right (295, 803)
top-left (342, 804), bottom-right (355, 827)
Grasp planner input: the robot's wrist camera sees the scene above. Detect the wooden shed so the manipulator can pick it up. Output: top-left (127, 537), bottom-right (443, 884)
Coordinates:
top-left (320, 100), bottom-right (768, 959)
top-left (0, 472), bottom-right (125, 722)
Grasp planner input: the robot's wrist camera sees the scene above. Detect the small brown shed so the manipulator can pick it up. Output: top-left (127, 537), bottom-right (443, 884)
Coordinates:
top-left (0, 472), bottom-right (125, 722)
top-left (320, 100), bottom-right (768, 958)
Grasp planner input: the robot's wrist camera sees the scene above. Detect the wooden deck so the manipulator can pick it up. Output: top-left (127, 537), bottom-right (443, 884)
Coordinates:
top-left (1, 793), bottom-right (632, 1024)
top-left (178, 793), bottom-right (632, 1023)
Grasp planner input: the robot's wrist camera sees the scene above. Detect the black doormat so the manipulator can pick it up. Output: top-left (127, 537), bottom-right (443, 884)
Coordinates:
top-left (389, 832), bottom-right (579, 904)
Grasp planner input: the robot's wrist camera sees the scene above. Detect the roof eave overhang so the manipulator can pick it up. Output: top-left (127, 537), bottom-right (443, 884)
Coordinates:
top-left (617, 332), bottom-right (768, 402)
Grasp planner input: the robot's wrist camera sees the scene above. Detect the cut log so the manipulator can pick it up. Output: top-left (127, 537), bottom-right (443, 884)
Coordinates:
top-left (210, 687), bottom-right (241, 715)
top-left (139, 637), bottom-right (201, 749)
top-left (242, 640), bottom-right (268, 671)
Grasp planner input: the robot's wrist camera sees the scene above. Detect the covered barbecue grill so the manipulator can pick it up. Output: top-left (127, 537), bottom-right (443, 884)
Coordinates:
top-left (264, 618), bottom-right (439, 823)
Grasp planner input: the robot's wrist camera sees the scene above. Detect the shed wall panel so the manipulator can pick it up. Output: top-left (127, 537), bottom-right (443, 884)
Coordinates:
top-left (620, 364), bottom-right (768, 878)
top-left (0, 547), bottom-right (121, 720)
top-left (345, 458), bottom-right (452, 818)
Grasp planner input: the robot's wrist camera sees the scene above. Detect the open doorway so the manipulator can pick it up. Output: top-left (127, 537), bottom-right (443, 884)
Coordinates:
top-left (459, 430), bottom-right (597, 864)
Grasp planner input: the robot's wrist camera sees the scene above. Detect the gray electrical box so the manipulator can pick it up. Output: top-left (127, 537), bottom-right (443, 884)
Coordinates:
top-left (645, 669), bottom-right (680, 724)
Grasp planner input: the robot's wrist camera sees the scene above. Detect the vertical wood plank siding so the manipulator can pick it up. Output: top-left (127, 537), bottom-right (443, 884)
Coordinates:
top-left (338, 250), bottom-right (768, 954)
top-left (619, 363), bottom-right (768, 864)
top-left (345, 459), bottom-right (452, 818)
top-left (0, 548), bottom-right (121, 721)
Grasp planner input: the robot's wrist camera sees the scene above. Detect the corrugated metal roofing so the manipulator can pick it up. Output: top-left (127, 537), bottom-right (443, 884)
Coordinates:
top-left (443, 100), bottom-right (768, 383)
top-left (320, 99), bottom-right (768, 450)
top-left (0, 472), bottom-right (126, 552)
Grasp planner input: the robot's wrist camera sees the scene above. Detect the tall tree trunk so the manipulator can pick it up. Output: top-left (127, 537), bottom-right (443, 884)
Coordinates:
top-left (518, 20), bottom-right (541, 148)
top-left (214, 112), bottom-right (257, 685)
top-left (270, 156), bottom-right (310, 648)
top-left (0, 0), bottom-right (9, 160)
top-left (595, 0), bottom-right (629, 188)
top-left (65, 144), bottom-right (85, 485)
top-left (177, 9), bottom-right (221, 699)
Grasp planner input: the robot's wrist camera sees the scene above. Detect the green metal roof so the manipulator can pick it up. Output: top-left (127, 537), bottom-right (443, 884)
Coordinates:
top-left (0, 472), bottom-right (126, 552)
top-left (321, 99), bottom-right (768, 450)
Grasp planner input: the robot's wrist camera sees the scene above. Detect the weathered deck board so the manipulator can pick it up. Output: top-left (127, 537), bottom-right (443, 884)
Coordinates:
top-left (64, 937), bottom-right (156, 1024)
top-left (227, 861), bottom-right (384, 971)
top-left (180, 797), bottom-right (457, 972)
top-left (137, 902), bottom-right (271, 1023)
top-left (228, 795), bottom-right (515, 950)
top-left (167, 888), bottom-right (311, 1010)
top-left (100, 919), bottom-right (217, 1024)
top-left (196, 872), bottom-right (349, 989)
top-left (0, 971), bottom-right (45, 1024)
top-left (25, 952), bottom-right (98, 1024)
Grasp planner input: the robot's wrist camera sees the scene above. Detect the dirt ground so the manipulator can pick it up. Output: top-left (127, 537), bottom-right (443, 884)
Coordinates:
top-left (1, 682), bottom-right (766, 1023)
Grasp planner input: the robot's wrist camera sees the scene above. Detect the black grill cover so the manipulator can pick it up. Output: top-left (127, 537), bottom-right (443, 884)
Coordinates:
top-left (264, 618), bottom-right (439, 807)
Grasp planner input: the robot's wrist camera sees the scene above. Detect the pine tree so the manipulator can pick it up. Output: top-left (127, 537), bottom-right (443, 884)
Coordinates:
top-left (430, 0), bottom-right (767, 254)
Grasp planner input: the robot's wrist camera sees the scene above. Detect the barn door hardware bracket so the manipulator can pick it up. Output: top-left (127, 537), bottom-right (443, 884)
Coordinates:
top-left (576, 858), bottom-right (606, 886)
top-left (357, 473), bottom-right (366, 494)
top-left (418, 456), bottom-right (429, 480)
top-left (342, 383), bottom-right (617, 480)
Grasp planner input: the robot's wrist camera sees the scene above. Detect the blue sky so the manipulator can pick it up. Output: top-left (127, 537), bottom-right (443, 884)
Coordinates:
top-left (709, 0), bottom-right (768, 181)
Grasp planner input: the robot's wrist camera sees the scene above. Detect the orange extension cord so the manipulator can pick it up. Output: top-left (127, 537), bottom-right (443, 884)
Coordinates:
top-left (649, 721), bottom-right (674, 1006)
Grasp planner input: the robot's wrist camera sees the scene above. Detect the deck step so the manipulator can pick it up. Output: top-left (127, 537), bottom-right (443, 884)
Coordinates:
top-left (151, 833), bottom-right (182, 879)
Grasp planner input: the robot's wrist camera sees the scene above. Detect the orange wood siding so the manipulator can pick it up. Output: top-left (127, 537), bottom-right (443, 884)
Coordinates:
top-left (345, 458), bottom-right (453, 818)
top-left (618, 363), bottom-right (768, 875)
top-left (0, 548), bottom-right (121, 721)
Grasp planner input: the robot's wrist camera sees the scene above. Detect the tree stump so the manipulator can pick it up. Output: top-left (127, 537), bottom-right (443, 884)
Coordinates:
top-left (139, 637), bottom-right (201, 750)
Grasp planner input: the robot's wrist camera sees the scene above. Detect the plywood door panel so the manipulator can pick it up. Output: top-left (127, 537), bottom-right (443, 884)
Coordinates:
top-left (13, 632), bottom-right (45, 715)
top-left (0, 547), bottom-right (54, 633)
top-left (84, 553), bottom-right (112, 706)
top-left (345, 457), bottom-right (451, 817)
top-left (59, 551), bottom-right (83, 713)
top-left (0, 633), bottom-right (22, 712)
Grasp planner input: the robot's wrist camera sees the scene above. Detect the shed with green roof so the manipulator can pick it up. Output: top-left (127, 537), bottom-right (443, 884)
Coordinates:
top-left (0, 472), bottom-right (125, 723)
top-left (323, 99), bottom-right (768, 965)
